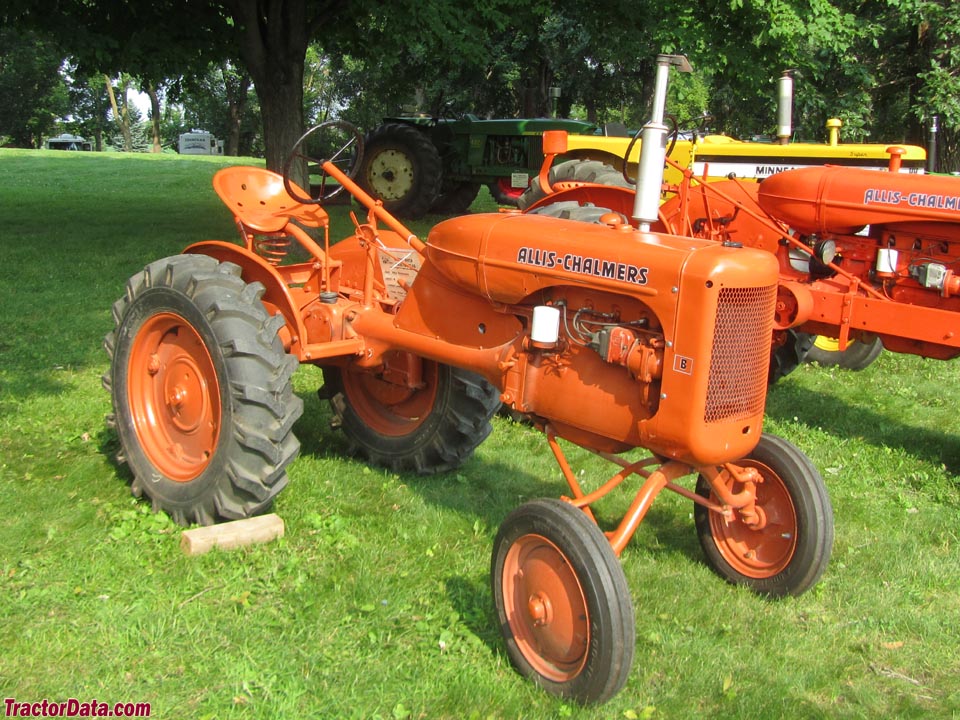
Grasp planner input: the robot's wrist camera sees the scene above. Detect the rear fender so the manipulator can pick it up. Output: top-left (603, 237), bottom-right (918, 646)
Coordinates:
top-left (183, 241), bottom-right (306, 356)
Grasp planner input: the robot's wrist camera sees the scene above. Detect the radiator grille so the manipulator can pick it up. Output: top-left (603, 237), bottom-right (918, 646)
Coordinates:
top-left (704, 285), bottom-right (777, 424)
top-left (527, 136), bottom-right (544, 170)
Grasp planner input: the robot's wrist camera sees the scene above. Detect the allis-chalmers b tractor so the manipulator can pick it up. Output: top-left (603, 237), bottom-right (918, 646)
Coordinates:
top-left (104, 56), bottom-right (834, 704)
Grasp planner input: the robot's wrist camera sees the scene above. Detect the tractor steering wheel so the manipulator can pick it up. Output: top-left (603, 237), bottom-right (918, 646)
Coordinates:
top-left (621, 114), bottom-right (679, 186)
top-left (283, 120), bottom-right (364, 204)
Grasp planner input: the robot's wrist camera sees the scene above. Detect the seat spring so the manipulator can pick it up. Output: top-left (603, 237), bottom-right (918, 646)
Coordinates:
top-left (254, 234), bottom-right (292, 265)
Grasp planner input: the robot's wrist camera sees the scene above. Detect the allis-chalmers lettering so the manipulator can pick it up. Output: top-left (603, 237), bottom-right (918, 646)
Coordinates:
top-left (517, 246), bottom-right (649, 285)
top-left (864, 187), bottom-right (960, 211)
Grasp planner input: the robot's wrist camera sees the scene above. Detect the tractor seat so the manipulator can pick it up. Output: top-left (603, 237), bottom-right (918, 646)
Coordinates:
top-left (213, 166), bottom-right (329, 233)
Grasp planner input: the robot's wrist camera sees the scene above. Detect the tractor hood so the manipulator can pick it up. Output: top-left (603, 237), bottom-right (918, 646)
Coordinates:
top-left (425, 211), bottom-right (775, 313)
top-left (758, 165), bottom-right (960, 234)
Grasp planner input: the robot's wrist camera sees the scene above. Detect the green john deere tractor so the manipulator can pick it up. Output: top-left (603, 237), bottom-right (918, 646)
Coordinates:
top-left (356, 114), bottom-right (596, 219)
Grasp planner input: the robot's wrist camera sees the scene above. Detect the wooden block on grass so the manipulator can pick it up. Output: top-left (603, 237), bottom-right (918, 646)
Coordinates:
top-left (180, 513), bottom-right (285, 556)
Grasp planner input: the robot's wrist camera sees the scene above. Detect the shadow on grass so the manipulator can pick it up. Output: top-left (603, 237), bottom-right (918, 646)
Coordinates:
top-left (298, 381), bottom-right (711, 558)
top-left (766, 380), bottom-right (960, 475)
top-left (97, 425), bottom-right (134, 486)
top-left (444, 575), bottom-right (502, 658)
top-left (0, 372), bottom-right (75, 418)
top-left (296, 386), bottom-right (569, 526)
top-left (96, 378), bottom-right (720, 589)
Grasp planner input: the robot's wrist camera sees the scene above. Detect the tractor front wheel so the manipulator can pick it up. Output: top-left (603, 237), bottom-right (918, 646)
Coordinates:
top-left (323, 357), bottom-right (500, 473)
top-left (694, 433), bottom-right (833, 597)
top-left (103, 254), bottom-right (302, 526)
top-left (487, 178), bottom-right (527, 207)
top-left (768, 329), bottom-right (815, 384)
top-left (492, 499), bottom-right (635, 704)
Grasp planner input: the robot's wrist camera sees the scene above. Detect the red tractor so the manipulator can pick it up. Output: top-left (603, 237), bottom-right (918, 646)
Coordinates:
top-left (104, 55), bottom-right (833, 704)
top-left (525, 113), bottom-right (960, 379)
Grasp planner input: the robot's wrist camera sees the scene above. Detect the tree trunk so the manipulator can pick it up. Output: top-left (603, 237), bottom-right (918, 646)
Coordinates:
top-left (104, 74), bottom-right (133, 152)
top-left (231, 0), bottom-right (310, 175)
top-left (252, 67), bottom-right (305, 176)
top-left (223, 67), bottom-right (251, 157)
top-left (146, 83), bottom-right (162, 153)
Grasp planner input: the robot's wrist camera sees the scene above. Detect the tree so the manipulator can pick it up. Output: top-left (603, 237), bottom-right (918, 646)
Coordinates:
top-left (6, 0), bottom-right (575, 171)
top-left (143, 81), bottom-right (165, 153)
top-left (871, 0), bottom-right (960, 169)
top-left (178, 61), bottom-right (259, 156)
top-left (104, 74), bottom-right (137, 151)
top-left (6, 0), bottom-right (500, 171)
top-left (2, 2), bottom-right (277, 165)
top-left (62, 66), bottom-right (112, 151)
top-left (325, 1), bottom-right (519, 126)
top-left (303, 45), bottom-right (337, 126)
top-left (7, 0), bottom-right (953, 168)
top-left (228, 0), bottom-right (315, 172)
top-left (0, 27), bottom-right (69, 147)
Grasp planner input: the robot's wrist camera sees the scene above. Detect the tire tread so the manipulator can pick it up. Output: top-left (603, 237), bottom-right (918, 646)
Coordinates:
top-left (104, 254), bottom-right (302, 526)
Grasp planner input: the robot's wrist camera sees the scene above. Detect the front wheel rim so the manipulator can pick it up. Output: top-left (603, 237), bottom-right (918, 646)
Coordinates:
top-left (127, 312), bottom-right (220, 481)
top-left (708, 461), bottom-right (798, 578)
top-left (502, 533), bottom-right (590, 682)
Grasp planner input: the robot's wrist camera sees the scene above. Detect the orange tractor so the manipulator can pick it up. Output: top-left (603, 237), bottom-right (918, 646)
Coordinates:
top-left (525, 96), bottom-right (960, 379)
top-left (104, 55), bottom-right (833, 704)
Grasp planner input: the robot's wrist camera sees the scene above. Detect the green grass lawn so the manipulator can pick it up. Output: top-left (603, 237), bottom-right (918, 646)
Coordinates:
top-left (0, 149), bottom-right (958, 719)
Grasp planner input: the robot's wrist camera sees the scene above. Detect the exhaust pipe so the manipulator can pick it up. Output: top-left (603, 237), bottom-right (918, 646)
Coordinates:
top-left (777, 70), bottom-right (794, 145)
top-left (927, 115), bottom-right (939, 173)
top-left (633, 54), bottom-right (692, 231)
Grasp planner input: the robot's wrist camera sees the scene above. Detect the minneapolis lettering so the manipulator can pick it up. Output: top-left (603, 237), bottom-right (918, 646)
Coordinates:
top-left (516, 247), bottom-right (649, 285)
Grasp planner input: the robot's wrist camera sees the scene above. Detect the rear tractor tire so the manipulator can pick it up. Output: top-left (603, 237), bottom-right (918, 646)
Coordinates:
top-left (357, 123), bottom-right (443, 219)
top-left (517, 159), bottom-right (631, 211)
top-left (431, 180), bottom-right (481, 214)
top-left (103, 254), bottom-right (302, 526)
top-left (694, 433), bottom-right (833, 597)
top-left (322, 357), bottom-right (501, 474)
top-left (803, 334), bottom-right (884, 371)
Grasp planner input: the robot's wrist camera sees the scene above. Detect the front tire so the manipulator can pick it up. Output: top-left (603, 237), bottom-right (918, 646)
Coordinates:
top-left (769, 329), bottom-right (815, 384)
top-left (487, 178), bottom-right (526, 206)
top-left (694, 433), bottom-right (833, 597)
top-left (323, 357), bottom-right (500, 474)
top-left (103, 254), bottom-right (302, 526)
top-left (492, 499), bottom-right (635, 704)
